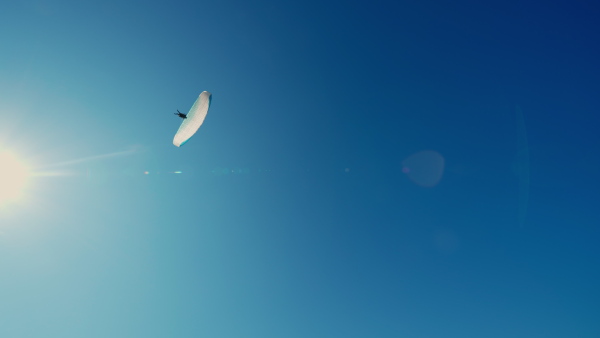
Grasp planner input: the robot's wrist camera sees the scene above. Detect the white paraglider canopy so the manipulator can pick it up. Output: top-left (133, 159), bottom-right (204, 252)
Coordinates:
top-left (173, 91), bottom-right (212, 147)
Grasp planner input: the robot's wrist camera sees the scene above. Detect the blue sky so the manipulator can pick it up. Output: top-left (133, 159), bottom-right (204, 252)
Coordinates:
top-left (1, 0), bottom-right (599, 337)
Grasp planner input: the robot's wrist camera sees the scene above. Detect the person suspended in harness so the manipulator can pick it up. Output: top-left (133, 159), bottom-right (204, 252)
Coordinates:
top-left (175, 110), bottom-right (187, 119)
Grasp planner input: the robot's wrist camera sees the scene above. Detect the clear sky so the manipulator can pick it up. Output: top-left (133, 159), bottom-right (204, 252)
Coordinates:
top-left (1, 0), bottom-right (599, 337)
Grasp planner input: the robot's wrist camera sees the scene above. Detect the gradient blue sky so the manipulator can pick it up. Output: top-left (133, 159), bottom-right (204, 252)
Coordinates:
top-left (1, 0), bottom-right (599, 337)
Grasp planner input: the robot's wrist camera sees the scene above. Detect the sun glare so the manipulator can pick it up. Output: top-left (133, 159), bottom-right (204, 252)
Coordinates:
top-left (0, 150), bottom-right (31, 204)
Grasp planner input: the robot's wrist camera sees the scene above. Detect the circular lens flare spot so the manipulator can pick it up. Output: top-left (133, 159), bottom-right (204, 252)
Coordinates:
top-left (0, 151), bottom-right (30, 203)
top-left (402, 150), bottom-right (445, 187)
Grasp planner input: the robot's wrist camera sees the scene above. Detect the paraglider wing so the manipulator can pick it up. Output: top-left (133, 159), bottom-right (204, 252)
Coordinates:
top-left (173, 91), bottom-right (212, 147)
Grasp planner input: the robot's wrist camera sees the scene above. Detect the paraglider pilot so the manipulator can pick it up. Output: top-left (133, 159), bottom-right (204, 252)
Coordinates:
top-left (175, 110), bottom-right (187, 119)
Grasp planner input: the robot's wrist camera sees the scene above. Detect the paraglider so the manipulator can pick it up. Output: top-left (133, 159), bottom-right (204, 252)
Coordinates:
top-left (173, 91), bottom-right (212, 147)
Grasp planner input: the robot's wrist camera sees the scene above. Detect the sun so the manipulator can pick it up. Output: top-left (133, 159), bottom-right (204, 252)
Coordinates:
top-left (0, 150), bottom-right (31, 204)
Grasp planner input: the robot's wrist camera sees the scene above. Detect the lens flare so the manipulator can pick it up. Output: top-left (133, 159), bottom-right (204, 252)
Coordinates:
top-left (0, 150), bottom-right (31, 204)
top-left (402, 150), bottom-right (445, 187)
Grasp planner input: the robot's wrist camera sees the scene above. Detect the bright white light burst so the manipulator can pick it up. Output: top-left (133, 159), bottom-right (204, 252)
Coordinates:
top-left (0, 150), bottom-right (30, 204)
